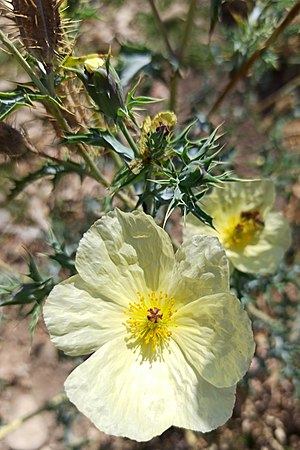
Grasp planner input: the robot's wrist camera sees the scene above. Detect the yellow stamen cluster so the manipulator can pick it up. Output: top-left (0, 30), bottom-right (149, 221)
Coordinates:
top-left (126, 291), bottom-right (176, 350)
top-left (222, 210), bottom-right (264, 249)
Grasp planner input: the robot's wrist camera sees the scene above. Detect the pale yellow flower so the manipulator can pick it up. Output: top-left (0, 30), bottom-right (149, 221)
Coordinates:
top-left (184, 180), bottom-right (291, 274)
top-left (44, 210), bottom-right (254, 442)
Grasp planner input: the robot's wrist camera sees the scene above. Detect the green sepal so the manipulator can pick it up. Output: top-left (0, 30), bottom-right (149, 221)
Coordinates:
top-left (70, 57), bottom-right (126, 120)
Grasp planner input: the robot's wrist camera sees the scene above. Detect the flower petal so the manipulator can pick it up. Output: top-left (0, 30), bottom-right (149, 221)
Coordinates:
top-left (65, 337), bottom-right (176, 441)
top-left (167, 340), bottom-right (237, 432)
top-left (228, 212), bottom-right (291, 274)
top-left (207, 180), bottom-right (275, 222)
top-left (184, 180), bottom-right (275, 235)
top-left (172, 293), bottom-right (255, 388)
top-left (75, 210), bottom-right (175, 306)
top-left (65, 336), bottom-right (237, 441)
top-left (43, 275), bottom-right (125, 356)
top-left (169, 235), bottom-right (230, 305)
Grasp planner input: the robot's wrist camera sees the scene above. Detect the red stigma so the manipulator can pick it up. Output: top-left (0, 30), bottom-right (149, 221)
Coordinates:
top-left (147, 307), bottom-right (163, 323)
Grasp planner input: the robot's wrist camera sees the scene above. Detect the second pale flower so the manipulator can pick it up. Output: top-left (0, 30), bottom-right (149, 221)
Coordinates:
top-left (184, 180), bottom-right (291, 274)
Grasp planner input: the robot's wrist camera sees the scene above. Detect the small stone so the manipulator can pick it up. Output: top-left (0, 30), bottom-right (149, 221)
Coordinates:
top-left (274, 427), bottom-right (287, 445)
top-left (5, 394), bottom-right (48, 450)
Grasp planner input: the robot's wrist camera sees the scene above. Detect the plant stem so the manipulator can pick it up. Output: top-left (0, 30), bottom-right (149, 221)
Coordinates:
top-left (255, 74), bottom-right (300, 113)
top-left (0, 31), bottom-right (136, 208)
top-left (77, 144), bottom-right (137, 208)
top-left (170, 0), bottom-right (197, 112)
top-left (178, 0), bottom-right (197, 64)
top-left (147, 0), bottom-right (176, 58)
top-left (0, 30), bottom-right (49, 95)
top-left (207, 0), bottom-right (300, 118)
top-left (147, 0), bottom-right (197, 113)
top-left (147, 0), bottom-right (178, 112)
top-left (118, 121), bottom-right (139, 157)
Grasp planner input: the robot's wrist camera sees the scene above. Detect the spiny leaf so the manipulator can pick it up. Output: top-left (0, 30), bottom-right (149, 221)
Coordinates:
top-left (0, 86), bottom-right (74, 121)
top-left (8, 161), bottom-right (87, 199)
top-left (119, 45), bottom-right (153, 86)
top-left (126, 95), bottom-right (162, 112)
top-left (47, 231), bottom-right (76, 274)
top-left (0, 91), bottom-right (33, 120)
top-left (172, 121), bottom-right (196, 142)
top-left (0, 278), bottom-right (54, 307)
top-left (63, 130), bottom-right (134, 163)
top-left (0, 252), bottom-right (54, 307)
top-left (186, 199), bottom-right (214, 228)
top-left (27, 253), bottom-right (43, 282)
top-left (110, 163), bottom-right (145, 193)
top-left (119, 43), bottom-right (171, 86)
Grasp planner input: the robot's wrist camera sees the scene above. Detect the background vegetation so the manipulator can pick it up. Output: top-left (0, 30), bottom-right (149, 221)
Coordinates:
top-left (0, 0), bottom-right (299, 449)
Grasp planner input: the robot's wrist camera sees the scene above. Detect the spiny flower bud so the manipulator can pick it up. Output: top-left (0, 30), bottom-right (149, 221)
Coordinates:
top-left (82, 57), bottom-right (125, 121)
top-left (139, 112), bottom-right (177, 160)
top-left (9, 0), bottom-right (63, 70)
top-left (0, 122), bottom-right (28, 160)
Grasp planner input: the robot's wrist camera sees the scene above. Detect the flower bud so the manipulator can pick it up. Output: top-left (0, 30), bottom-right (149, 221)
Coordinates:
top-left (83, 58), bottom-right (125, 121)
top-left (139, 112), bottom-right (177, 159)
top-left (0, 122), bottom-right (28, 160)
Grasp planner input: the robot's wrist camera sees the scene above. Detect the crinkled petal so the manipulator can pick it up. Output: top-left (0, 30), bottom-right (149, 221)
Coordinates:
top-left (228, 212), bottom-right (291, 274)
top-left (75, 210), bottom-right (175, 307)
top-left (167, 340), bottom-right (237, 432)
top-left (172, 293), bottom-right (255, 388)
top-left (65, 337), bottom-right (176, 441)
top-left (169, 235), bottom-right (229, 306)
top-left (65, 336), bottom-right (237, 441)
top-left (43, 275), bottom-right (125, 356)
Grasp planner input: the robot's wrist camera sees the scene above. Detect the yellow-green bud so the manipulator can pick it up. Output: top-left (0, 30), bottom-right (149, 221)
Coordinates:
top-left (83, 61), bottom-right (125, 120)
